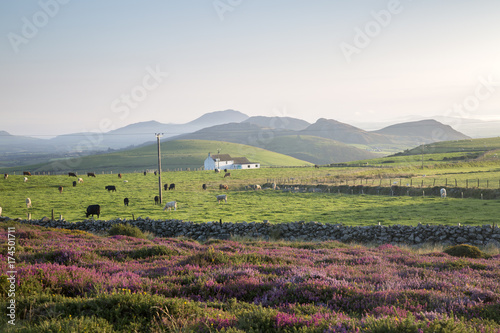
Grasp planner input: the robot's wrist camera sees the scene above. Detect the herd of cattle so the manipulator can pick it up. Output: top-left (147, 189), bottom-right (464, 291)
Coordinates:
top-left (3, 170), bottom-right (238, 220)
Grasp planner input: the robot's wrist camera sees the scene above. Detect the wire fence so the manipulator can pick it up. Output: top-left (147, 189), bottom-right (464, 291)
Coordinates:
top-left (267, 177), bottom-right (500, 189)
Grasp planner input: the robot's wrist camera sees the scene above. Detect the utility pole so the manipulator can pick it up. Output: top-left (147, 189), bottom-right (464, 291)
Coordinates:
top-left (421, 144), bottom-right (424, 170)
top-left (156, 133), bottom-right (163, 204)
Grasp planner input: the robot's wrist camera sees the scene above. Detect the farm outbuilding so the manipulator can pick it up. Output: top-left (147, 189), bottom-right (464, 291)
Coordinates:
top-left (204, 153), bottom-right (260, 170)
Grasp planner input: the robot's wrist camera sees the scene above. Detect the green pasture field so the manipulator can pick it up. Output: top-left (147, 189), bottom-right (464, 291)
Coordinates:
top-left (1, 140), bottom-right (312, 174)
top-left (1, 171), bottom-right (499, 226)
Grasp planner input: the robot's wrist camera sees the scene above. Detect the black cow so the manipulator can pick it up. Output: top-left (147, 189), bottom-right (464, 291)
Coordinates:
top-left (105, 185), bottom-right (117, 192)
top-left (143, 171), bottom-right (147, 176)
top-left (164, 184), bottom-right (169, 191)
top-left (86, 205), bottom-right (100, 218)
top-left (87, 172), bottom-right (96, 177)
top-left (23, 171), bottom-right (31, 176)
top-left (73, 181), bottom-right (77, 187)
top-left (68, 172), bottom-right (77, 177)
top-left (168, 183), bottom-right (175, 190)
top-left (124, 198), bottom-right (129, 206)
top-left (154, 196), bottom-right (159, 205)
top-left (202, 184), bottom-right (207, 190)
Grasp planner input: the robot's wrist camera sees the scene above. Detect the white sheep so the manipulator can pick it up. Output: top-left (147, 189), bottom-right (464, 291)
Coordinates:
top-left (26, 198), bottom-right (32, 208)
top-left (78, 178), bottom-right (84, 183)
top-left (163, 201), bottom-right (177, 211)
top-left (440, 188), bottom-right (447, 198)
top-left (216, 194), bottom-right (227, 203)
top-left (24, 177), bottom-right (28, 182)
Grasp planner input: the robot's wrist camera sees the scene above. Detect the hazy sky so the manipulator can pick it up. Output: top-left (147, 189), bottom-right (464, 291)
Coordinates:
top-left (1, 0), bottom-right (499, 137)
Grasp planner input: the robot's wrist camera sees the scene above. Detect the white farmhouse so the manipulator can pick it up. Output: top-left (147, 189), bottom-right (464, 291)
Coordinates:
top-left (204, 153), bottom-right (260, 170)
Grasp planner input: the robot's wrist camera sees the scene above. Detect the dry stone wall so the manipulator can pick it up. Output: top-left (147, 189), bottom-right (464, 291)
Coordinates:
top-left (2, 216), bottom-right (500, 247)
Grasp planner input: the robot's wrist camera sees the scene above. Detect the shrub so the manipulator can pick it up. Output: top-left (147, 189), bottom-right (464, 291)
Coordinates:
top-left (128, 245), bottom-right (178, 259)
top-left (108, 224), bottom-right (146, 239)
top-left (443, 244), bottom-right (489, 259)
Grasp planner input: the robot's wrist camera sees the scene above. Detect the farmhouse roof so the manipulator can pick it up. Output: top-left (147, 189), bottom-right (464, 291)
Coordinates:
top-left (210, 154), bottom-right (233, 162)
top-left (232, 157), bottom-right (252, 164)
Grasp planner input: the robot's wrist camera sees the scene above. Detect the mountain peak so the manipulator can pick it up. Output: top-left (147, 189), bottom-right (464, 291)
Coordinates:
top-left (187, 110), bottom-right (249, 126)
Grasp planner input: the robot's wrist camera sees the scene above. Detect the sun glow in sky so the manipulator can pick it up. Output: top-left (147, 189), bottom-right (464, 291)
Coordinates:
top-left (1, 0), bottom-right (499, 136)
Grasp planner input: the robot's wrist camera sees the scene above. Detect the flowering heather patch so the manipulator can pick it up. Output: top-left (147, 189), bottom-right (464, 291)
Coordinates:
top-left (1, 222), bottom-right (500, 332)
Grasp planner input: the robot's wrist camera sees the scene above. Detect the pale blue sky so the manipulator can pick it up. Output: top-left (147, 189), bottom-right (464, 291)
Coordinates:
top-left (1, 0), bottom-right (499, 136)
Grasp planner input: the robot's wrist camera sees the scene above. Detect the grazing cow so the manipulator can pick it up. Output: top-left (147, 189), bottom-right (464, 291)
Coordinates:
top-left (314, 165), bottom-right (319, 169)
top-left (68, 172), bottom-right (77, 177)
top-left (202, 184), bottom-right (207, 190)
top-left (168, 183), bottom-right (175, 190)
top-left (23, 177), bottom-right (28, 183)
top-left (154, 196), bottom-right (159, 205)
top-left (219, 184), bottom-right (228, 190)
top-left (26, 198), bottom-right (32, 208)
top-left (144, 171), bottom-right (147, 176)
top-left (254, 184), bottom-right (262, 190)
top-left (105, 185), bottom-right (117, 192)
top-left (124, 198), bottom-right (129, 206)
top-left (87, 172), bottom-right (96, 177)
top-left (58, 186), bottom-right (63, 194)
top-left (440, 188), bottom-right (447, 198)
top-left (163, 201), bottom-right (177, 211)
top-left (23, 171), bottom-right (31, 176)
top-left (118, 173), bottom-right (122, 179)
top-left (4, 174), bottom-right (7, 179)
top-left (216, 194), bottom-right (227, 203)
top-left (215, 169), bottom-right (220, 173)
top-left (224, 172), bottom-right (231, 178)
top-left (154, 171), bottom-right (157, 176)
top-left (73, 181), bottom-right (77, 187)
top-left (86, 204), bottom-right (100, 218)
top-left (164, 184), bottom-right (169, 191)
top-left (78, 178), bottom-right (83, 183)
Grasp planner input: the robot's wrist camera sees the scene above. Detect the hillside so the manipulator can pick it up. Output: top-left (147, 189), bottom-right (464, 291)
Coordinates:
top-left (257, 135), bottom-right (379, 165)
top-left (300, 118), bottom-right (394, 144)
top-left (374, 119), bottom-right (470, 142)
top-left (4, 140), bottom-right (312, 174)
top-left (242, 116), bottom-right (310, 131)
top-left (400, 136), bottom-right (500, 155)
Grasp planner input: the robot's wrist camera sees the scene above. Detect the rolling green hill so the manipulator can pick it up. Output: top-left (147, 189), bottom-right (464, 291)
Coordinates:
top-left (2, 140), bottom-right (312, 174)
top-left (260, 135), bottom-right (380, 165)
top-left (398, 137), bottom-right (500, 155)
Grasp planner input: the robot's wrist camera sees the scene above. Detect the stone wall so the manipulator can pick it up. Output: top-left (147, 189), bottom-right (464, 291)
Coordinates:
top-left (2, 216), bottom-right (500, 247)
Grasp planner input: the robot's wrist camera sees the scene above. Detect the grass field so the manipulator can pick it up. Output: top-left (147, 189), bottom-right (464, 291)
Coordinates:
top-left (1, 169), bottom-right (500, 226)
top-left (1, 140), bottom-right (312, 174)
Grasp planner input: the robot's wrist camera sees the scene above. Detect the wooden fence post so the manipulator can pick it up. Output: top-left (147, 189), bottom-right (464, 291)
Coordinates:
top-left (477, 179), bottom-right (480, 188)
top-left (51, 209), bottom-right (54, 221)
top-left (455, 179), bottom-right (457, 187)
top-left (466, 179), bottom-right (468, 188)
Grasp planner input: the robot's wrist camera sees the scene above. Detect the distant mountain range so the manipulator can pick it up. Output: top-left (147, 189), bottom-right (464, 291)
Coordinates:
top-left (0, 109), bottom-right (478, 168)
